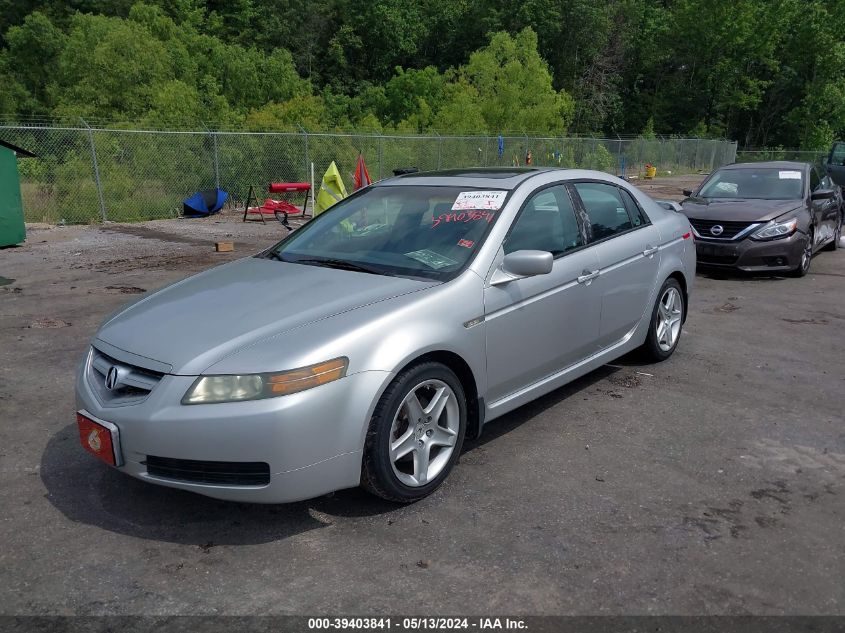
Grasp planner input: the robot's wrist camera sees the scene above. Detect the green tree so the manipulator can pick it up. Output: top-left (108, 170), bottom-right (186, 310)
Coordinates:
top-left (457, 28), bottom-right (574, 134)
top-left (4, 12), bottom-right (66, 113)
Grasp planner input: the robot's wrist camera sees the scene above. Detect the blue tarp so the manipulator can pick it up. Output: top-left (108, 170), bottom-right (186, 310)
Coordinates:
top-left (183, 188), bottom-right (228, 216)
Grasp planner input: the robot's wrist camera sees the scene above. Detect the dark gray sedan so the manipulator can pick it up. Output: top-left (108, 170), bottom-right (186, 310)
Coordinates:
top-left (680, 161), bottom-right (842, 276)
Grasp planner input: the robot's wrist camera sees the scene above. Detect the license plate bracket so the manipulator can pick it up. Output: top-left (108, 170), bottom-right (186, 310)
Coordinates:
top-left (76, 411), bottom-right (123, 467)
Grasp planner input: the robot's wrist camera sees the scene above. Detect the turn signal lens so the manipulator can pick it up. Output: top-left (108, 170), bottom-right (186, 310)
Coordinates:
top-left (267, 358), bottom-right (348, 395)
top-left (182, 357), bottom-right (349, 404)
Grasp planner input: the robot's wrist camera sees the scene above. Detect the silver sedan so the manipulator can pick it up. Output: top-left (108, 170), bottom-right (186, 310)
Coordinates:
top-left (75, 168), bottom-right (695, 503)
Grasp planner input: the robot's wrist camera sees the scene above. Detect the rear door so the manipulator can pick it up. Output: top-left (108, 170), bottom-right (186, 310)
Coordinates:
top-left (569, 181), bottom-right (661, 350)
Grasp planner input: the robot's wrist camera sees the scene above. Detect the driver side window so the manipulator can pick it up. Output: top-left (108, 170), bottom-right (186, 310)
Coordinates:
top-left (504, 185), bottom-right (584, 256)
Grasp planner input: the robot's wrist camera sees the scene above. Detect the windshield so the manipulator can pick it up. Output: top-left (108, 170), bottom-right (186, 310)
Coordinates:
top-left (698, 167), bottom-right (804, 200)
top-left (263, 185), bottom-right (509, 280)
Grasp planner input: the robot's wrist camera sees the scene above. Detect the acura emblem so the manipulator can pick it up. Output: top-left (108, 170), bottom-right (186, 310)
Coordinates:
top-left (710, 225), bottom-right (724, 236)
top-left (105, 365), bottom-right (120, 391)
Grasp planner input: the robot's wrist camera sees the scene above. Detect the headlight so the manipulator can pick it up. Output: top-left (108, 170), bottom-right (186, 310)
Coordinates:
top-left (750, 217), bottom-right (798, 241)
top-left (182, 357), bottom-right (348, 404)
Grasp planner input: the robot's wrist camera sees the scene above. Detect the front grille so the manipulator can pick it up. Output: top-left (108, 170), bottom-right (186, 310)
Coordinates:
top-left (144, 456), bottom-right (271, 486)
top-left (689, 219), bottom-right (756, 240)
top-left (87, 347), bottom-right (164, 406)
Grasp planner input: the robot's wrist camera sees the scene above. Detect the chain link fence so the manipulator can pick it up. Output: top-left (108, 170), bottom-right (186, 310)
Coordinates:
top-left (0, 123), bottom-right (737, 224)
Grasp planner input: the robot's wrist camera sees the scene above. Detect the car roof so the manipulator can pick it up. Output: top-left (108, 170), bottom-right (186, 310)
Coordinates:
top-left (377, 167), bottom-right (558, 190)
top-left (721, 161), bottom-right (808, 171)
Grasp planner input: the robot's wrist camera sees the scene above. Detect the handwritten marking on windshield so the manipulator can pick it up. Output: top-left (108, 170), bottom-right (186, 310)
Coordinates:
top-left (432, 210), bottom-right (495, 228)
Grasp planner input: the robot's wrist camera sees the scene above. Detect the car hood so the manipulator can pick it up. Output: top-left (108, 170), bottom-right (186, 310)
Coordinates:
top-left (96, 257), bottom-right (435, 375)
top-left (681, 198), bottom-right (803, 222)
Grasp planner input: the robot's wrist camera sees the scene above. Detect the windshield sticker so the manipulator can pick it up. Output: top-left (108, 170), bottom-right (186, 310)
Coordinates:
top-left (457, 239), bottom-right (474, 248)
top-left (405, 249), bottom-right (458, 270)
top-left (452, 190), bottom-right (507, 211)
top-left (432, 209), bottom-right (495, 228)
top-left (779, 170), bottom-right (802, 180)
top-left (715, 182), bottom-right (738, 194)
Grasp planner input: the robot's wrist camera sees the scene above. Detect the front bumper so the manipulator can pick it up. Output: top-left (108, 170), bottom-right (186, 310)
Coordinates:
top-left (75, 356), bottom-right (391, 503)
top-left (694, 231), bottom-right (807, 272)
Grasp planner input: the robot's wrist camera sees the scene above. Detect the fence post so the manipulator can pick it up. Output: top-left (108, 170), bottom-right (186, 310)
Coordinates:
top-left (437, 132), bottom-right (443, 169)
top-left (212, 131), bottom-right (220, 189)
top-left (299, 125), bottom-right (309, 182)
top-left (81, 118), bottom-right (107, 223)
top-left (377, 134), bottom-right (383, 180)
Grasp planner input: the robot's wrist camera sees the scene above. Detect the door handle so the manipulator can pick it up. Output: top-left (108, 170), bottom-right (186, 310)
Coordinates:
top-left (577, 269), bottom-right (600, 284)
top-left (642, 246), bottom-right (659, 257)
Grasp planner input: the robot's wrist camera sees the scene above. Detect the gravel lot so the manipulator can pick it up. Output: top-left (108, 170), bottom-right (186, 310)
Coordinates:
top-left (1, 174), bottom-right (843, 615)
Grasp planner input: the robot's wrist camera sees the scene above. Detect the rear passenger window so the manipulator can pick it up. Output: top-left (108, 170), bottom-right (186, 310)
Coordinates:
top-left (573, 183), bottom-right (632, 241)
top-left (620, 189), bottom-right (650, 227)
top-left (505, 185), bottom-right (584, 256)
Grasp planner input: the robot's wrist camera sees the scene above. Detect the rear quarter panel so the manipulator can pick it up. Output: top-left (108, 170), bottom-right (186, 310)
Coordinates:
top-left (630, 187), bottom-right (696, 302)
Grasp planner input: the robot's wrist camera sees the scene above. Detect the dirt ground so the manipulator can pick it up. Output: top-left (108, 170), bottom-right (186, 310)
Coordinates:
top-left (634, 172), bottom-right (708, 201)
top-left (1, 174), bottom-right (843, 616)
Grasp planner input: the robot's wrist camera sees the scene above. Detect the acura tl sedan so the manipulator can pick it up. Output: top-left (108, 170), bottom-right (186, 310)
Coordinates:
top-left (681, 161), bottom-right (842, 276)
top-left (76, 168), bottom-right (695, 503)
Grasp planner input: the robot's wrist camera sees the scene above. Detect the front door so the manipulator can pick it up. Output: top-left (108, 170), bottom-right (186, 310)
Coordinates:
top-left (810, 168), bottom-right (840, 246)
top-left (483, 184), bottom-right (601, 403)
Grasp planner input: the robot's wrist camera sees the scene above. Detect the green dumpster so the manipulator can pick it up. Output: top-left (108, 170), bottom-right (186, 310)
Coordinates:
top-left (0, 139), bottom-right (36, 247)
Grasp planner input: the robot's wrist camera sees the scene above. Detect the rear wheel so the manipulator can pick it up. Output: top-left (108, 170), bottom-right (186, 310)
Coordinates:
top-left (641, 278), bottom-right (685, 362)
top-left (362, 362), bottom-right (467, 503)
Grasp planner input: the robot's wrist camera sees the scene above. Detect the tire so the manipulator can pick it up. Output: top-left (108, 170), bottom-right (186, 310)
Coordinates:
top-left (641, 278), bottom-right (685, 362)
top-left (824, 216), bottom-right (841, 251)
top-left (362, 362), bottom-right (467, 503)
top-left (791, 232), bottom-right (813, 277)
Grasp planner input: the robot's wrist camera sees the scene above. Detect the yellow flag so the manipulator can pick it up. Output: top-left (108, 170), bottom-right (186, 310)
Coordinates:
top-left (314, 161), bottom-right (348, 216)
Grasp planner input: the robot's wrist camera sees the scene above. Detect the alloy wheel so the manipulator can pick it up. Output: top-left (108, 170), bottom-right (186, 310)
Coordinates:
top-left (388, 379), bottom-right (460, 487)
top-left (656, 287), bottom-right (683, 352)
top-left (801, 238), bottom-right (813, 272)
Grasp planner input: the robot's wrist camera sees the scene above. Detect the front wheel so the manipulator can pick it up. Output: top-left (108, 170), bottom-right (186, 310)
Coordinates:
top-left (641, 278), bottom-right (685, 362)
top-left (362, 362), bottom-right (467, 503)
top-left (791, 233), bottom-right (813, 277)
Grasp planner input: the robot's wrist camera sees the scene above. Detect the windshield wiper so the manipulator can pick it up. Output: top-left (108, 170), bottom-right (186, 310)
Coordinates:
top-left (292, 258), bottom-right (393, 276)
top-left (262, 250), bottom-right (284, 261)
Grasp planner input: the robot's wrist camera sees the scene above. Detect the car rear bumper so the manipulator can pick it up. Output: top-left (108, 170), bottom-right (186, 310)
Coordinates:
top-left (76, 357), bottom-right (391, 503)
top-left (694, 232), bottom-right (806, 272)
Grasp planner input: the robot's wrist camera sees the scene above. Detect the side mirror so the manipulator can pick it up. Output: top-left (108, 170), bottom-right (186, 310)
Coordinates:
top-left (655, 200), bottom-right (683, 213)
top-left (492, 250), bottom-right (553, 285)
top-left (811, 189), bottom-right (835, 200)
top-left (682, 189), bottom-right (693, 197)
